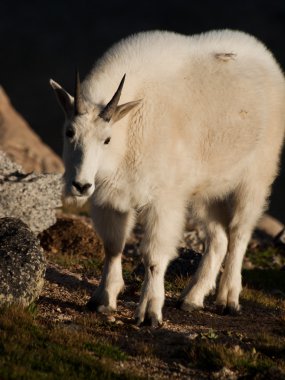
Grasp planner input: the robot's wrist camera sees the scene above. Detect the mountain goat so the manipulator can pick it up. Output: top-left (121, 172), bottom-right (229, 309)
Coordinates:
top-left (50, 30), bottom-right (285, 327)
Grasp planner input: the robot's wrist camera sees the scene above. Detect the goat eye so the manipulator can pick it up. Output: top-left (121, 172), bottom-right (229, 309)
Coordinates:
top-left (104, 137), bottom-right (111, 145)
top-left (66, 129), bottom-right (75, 138)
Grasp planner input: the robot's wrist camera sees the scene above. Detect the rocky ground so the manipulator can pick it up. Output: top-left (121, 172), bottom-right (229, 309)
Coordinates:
top-left (8, 212), bottom-right (281, 380)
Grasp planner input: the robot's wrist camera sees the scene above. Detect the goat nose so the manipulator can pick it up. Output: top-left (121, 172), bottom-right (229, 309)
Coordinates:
top-left (72, 181), bottom-right (92, 195)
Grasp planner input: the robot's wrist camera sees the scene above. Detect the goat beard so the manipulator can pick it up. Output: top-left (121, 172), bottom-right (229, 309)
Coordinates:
top-left (63, 193), bottom-right (90, 208)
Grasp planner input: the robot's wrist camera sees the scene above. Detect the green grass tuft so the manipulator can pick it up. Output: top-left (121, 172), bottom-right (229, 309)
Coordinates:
top-left (241, 287), bottom-right (285, 310)
top-left (48, 252), bottom-right (103, 274)
top-left (245, 247), bottom-right (285, 270)
top-left (187, 340), bottom-right (285, 378)
top-left (0, 306), bottom-right (140, 380)
top-left (83, 341), bottom-right (127, 361)
top-left (256, 333), bottom-right (285, 360)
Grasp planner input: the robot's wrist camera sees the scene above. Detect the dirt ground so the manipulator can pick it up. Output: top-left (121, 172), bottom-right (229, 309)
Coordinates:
top-left (37, 214), bottom-right (285, 380)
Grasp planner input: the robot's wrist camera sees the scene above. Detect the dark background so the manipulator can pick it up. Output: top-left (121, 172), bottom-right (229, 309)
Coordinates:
top-left (1, 1), bottom-right (285, 222)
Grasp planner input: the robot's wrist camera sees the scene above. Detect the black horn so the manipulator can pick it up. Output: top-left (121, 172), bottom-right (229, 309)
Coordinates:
top-left (74, 69), bottom-right (85, 115)
top-left (99, 74), bottom-right (126, 122)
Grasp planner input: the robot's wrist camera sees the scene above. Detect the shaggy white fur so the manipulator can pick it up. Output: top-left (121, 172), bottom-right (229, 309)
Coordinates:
top-left (51, 30), bottom-right (285, 326)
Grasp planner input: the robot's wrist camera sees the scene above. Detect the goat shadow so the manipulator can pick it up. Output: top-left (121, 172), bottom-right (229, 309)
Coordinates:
top-left (39, 264), bottom-right (97, 312)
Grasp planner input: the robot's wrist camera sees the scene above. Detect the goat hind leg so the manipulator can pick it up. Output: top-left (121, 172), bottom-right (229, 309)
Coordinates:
top-left (179, 201), bottom-right (229, 311)
top-left (216, 183), bottom-right (268, 314)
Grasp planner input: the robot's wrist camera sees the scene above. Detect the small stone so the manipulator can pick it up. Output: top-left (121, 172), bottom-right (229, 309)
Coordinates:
top-left (187, 333), bottom-right (199, 340)
top-left (176, 363), bottom-right (185, 372)
top-left (233, 345), bottom-right (243, 355)
top-left (212, 367), bottom-right (238, 380)
top-left (131, 324), bottom-right (140, 330)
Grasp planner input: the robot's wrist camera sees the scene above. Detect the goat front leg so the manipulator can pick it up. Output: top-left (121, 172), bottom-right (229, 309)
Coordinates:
top-left (135, 198), bottom-right (186, 327)
top-left (87, 205), bottom-right (135, 313)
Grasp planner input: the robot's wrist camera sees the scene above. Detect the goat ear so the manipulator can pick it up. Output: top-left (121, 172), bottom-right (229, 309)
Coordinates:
top-left (50, 79), bottom-right (74, 118)
top-left (112, 100), bottom-right (142, 123)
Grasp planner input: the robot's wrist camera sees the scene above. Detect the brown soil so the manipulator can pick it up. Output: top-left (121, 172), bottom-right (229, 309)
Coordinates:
top-left (40, 214), bottom-right (103, 258)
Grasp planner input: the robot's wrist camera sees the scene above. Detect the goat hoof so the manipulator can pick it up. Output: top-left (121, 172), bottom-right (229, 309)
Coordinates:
top-left (216, 304), bottom-right (240, 316)
top-left (216, 304), bottom-right (226, 315)
top-left (97, 305), bottom-right (116, 314)
top-left (86, 298), bottom-right (98, 311)
top-left (226, 304), bottom-right (241, 316)
top-left (146, 315), bottom-right (163, 328)
top-left (86, 298), bottom-right (115, 314)
top-left (134, 316), bottom-right (142, 326)
top-left (134, 315), bottom-right (163, 328)
top-left (178, 300), bottom-right (202, 313)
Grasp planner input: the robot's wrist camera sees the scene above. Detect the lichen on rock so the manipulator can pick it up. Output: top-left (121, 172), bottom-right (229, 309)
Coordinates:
top-left (0, 151), bottom-right (62, 234)
top-left (0, 217), bottom-right (46, 307)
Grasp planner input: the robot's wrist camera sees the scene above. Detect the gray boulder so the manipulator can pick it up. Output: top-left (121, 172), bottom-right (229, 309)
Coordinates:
top-left (0, 217), bottom-right (46, 307)
top-left (0, 151), bottom-right (62, 234)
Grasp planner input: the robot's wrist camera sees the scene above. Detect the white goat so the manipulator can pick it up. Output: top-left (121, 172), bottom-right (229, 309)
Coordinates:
top-left (50, 30), bottom-right (285, 326)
